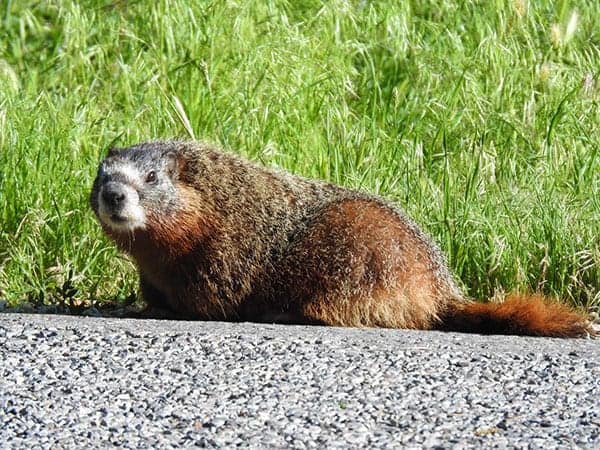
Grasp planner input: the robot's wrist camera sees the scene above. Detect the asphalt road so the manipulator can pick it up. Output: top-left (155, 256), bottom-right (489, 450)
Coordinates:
top-left (1, 313), bottom-right (598, 449)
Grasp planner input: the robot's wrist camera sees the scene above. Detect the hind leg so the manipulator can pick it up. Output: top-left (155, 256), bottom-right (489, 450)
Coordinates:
top-left (275, 198), bottom-right (460, 329)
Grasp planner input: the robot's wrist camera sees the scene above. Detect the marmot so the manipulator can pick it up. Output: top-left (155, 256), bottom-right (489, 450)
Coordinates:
top-left (90, 141), bottom-right (594, 337)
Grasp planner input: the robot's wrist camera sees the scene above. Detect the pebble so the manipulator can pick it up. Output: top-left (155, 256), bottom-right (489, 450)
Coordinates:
top-left (0, 313), bottom-right (598, 448)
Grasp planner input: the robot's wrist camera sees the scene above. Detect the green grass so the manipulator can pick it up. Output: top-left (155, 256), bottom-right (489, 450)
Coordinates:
top-left (1, 0), bottom-right (599, 311)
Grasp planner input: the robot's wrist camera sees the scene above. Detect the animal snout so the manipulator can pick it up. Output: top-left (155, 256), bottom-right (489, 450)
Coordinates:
top-left (101, 183), bottom-right (127, 209)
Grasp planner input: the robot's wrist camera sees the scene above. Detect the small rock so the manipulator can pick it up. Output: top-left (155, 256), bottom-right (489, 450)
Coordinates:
top-left (15, 302), bottom-right (35, 313)
top-left (81, 307), bottom-right (102, 317)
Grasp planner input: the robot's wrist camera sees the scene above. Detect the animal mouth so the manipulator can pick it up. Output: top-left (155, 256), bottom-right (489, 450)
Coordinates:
top-left (110, 214), bottom-right (128, 223)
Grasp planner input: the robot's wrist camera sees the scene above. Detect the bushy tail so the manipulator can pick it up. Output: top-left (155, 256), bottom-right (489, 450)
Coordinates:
top-left (436, 294), bottom-right (595, 338)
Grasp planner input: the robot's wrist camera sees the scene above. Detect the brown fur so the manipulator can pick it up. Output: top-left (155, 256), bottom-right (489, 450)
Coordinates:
top-left (90, 141), bottom-right (596, 338)
top-left (437, 295), bottom-right (593, 338)
top-left (271, 198), bottom-right (452, 329)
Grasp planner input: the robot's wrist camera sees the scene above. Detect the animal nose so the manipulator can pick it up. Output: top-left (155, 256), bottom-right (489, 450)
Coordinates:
top-left (102, 185), bottom-right (126, 208)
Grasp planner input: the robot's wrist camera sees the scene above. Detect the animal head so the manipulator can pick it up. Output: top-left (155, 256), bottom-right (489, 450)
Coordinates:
top-left (90, 142), bottom-right (185, 233)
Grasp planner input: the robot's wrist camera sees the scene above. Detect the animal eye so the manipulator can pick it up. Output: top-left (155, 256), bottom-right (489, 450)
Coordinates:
top-left (145, 171), bottom-right (157, 183)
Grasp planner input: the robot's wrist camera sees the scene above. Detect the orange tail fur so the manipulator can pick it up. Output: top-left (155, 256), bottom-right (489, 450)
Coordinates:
top-left (437, 294), bottom-right (595, 338)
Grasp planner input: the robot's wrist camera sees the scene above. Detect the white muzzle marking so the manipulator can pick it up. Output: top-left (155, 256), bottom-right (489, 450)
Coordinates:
top-left (98, 183), bottom-right (146, 231)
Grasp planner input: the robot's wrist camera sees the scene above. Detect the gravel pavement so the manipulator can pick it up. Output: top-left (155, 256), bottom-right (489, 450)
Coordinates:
top-left (0, 313), bottom-right (598, 449)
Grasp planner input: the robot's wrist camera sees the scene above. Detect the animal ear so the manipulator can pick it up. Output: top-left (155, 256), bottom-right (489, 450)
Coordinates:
top-left (107, 147), bottom-right (120, 157)
top-left (165, 151), bottom-right (186, 179)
